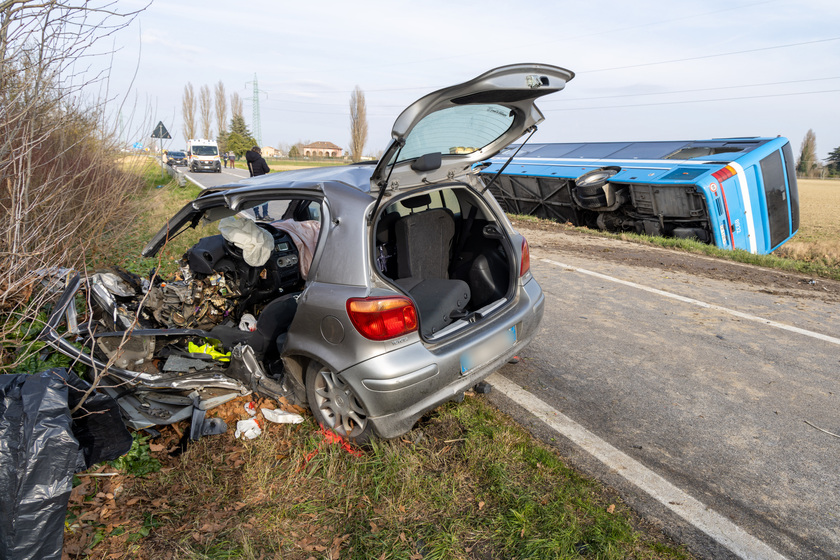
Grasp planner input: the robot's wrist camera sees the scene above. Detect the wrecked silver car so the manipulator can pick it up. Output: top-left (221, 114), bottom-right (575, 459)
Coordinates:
top-left (40, 64), bottom-right (573, 443)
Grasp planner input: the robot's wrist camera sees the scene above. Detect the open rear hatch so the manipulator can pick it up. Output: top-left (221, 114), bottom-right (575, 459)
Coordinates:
top-left (369, 64), bottom-right (573, 339)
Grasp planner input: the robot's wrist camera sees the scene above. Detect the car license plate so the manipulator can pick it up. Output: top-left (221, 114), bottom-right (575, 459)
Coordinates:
top-left (460, 325), bottom-right (517, 374)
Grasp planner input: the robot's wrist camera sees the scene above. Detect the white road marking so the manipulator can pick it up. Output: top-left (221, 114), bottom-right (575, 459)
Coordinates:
top-left (221, 169), bottom-right (247, 178)
top-left (488, 373), bottom-right (789, 560)
top-left (541, 258), bottom-right (840, 347)
top-left (184, 174), bottom-right (208, 190)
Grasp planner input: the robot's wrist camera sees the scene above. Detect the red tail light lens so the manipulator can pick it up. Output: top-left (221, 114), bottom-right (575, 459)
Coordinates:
top-left (712, 165), bottom-right (736, 183)
top-left (347, 296), bottom-right (418, 341)
top-left (520, 237), bottom-right (531, 277)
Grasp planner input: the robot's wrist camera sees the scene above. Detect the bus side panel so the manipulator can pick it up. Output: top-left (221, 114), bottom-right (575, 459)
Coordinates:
top-left (698, 183), bottom-right (730, 250)
top-left (722, 138), bottom-right (798, 254)
top-left (782, 142), bottom-right (800, 236)
top-left (718, 176), bottom-right (751, 252)
top-left (757, 150), bottom-right (790, 251)
top-left (741, 162), bottom-right (770, 254)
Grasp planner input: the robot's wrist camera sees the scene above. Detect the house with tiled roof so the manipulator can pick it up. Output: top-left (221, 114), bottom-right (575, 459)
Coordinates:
top-left (302, 141), bottom-right (344, 158)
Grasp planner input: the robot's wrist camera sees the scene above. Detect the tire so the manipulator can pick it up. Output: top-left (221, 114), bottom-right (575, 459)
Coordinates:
top-left (575, 183), bottom-right (606, 197)
top-left (305, 361), bottom-right (373, 444)
top-left (575, 191), bottom-right (608, 208)
top-left (575, 166), bottom-right (620, 189)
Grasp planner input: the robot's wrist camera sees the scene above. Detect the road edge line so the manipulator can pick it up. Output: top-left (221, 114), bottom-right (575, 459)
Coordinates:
top-left (184, 174), bottom-right (208, 190)
top-left (487, 372), bottom-right (789, 560)
top-left (541, 258), bottom-right (840, 347)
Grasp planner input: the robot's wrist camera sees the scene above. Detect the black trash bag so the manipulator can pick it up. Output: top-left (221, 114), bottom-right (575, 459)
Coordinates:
top-left (62, 369), bottom-right (133, 467)
top-left (0, 369), bottom-right (132, 560)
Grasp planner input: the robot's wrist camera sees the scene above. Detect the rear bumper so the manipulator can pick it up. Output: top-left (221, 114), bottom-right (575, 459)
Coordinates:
top-left (340, 277), bottom-right (545, 439)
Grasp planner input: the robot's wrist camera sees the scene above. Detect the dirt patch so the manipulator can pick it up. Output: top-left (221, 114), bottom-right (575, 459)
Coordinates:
top-left (513, 218), bottom-right (840, 304)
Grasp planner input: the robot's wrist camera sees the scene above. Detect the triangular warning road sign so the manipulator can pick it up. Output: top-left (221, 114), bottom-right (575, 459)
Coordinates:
top-left (151, 121), bottom-right (171, 139)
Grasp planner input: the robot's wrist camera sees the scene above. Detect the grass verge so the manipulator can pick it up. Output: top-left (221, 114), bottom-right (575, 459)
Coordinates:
top-left (510, 214), bottom-right (840, 282)
top-left (90, 161), bottom-right (213, 277)
top-left (67, 396), bottom-right (693, 559)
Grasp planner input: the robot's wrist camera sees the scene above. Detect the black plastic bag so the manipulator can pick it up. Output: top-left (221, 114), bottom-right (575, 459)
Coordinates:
top-left (0, 369), bottom-right (132, 560)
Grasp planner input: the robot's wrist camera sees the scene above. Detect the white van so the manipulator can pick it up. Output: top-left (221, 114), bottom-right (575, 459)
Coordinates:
top-left (186, 139), bottom-right (221, 173)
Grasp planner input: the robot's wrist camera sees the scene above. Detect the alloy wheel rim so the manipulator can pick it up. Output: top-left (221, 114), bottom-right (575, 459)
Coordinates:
top-left (313, 367), bottom-right (368, 438)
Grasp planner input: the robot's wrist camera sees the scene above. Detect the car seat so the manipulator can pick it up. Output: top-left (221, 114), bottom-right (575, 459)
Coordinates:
top-left (209, 293), bottom-right (299, 359)
top-left (392, 194), bottom-right (470, 336)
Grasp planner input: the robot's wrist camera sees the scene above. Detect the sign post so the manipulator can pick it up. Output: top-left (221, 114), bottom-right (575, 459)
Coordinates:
top-left (151, 121), bottom-right (171, 175)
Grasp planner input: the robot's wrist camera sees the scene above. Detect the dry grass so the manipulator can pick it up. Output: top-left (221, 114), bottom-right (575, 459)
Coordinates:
top-left (66, 395), bottom-right (695, 560)
top-left (775, 179), bottom-right (840, 266)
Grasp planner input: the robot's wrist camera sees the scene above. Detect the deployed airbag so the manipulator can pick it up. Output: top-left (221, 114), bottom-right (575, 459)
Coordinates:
top-left (218, 216), bottom-right (274, 267)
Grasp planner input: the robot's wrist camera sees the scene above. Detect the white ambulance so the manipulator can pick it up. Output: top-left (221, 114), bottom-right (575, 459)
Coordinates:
top-left (186, 139), bottom-right (221, 173)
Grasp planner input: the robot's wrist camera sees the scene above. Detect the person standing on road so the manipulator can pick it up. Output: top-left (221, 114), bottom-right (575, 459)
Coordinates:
top-left (228, 151), bottom-right (235, 169)
top-left (246, 146), bottom-right (271, 220)
top-left (222, 151), bottom-right (228, 168)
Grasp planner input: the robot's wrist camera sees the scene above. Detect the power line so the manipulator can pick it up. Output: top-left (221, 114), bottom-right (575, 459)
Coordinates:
top-left (253, 34), bottom-right (840, 108)
top-left (542, 76), bottom-right (840, 103)
top-left (583, 36), bottom-right (840, 73)
top-left (544, 88), bottom-right (840, 112)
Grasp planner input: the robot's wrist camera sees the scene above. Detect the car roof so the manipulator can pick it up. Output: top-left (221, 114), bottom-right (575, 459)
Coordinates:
top-left (223, 163), bottom-right (377, 194)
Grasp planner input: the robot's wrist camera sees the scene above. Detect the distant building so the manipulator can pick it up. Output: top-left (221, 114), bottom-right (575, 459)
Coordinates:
top-left (261, 146), bottom-right (282, 157)
top-left (302, 141), bottom-right (344, 158)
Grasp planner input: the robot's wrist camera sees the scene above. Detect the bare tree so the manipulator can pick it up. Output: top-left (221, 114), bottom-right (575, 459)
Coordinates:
top-left (349, 86), bottom-right (368, 162)
top-left (214, 81), bottom-right (227, 135)
top-left (199, 84), bottom-right (212, 139)
top-left (230, 91), bottom-right (244, 122)
top-left (182, 82), bottom-right (196, 140)
top-left (796, 129), bottom-right (819, 178)
top-left (0, 1), bottom-right (149, 374)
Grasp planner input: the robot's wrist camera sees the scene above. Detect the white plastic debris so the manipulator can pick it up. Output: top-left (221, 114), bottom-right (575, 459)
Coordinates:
top-left (234, 418), bottom-right (262, 439)
top-left (239, 313), bottom-right (257, 332)
top-left (261, 408), bottom-right (304, 424)
top-left (244, 401), bottom-right (257, 416)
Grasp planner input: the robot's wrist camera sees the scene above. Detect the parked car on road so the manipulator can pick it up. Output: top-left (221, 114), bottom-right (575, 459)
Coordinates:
top-left (166, 150), bottom-right (187, 167)
top-left (39, 64), bottom-right (572, 443)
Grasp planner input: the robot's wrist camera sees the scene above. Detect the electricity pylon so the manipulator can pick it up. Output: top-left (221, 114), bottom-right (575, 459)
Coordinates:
top-left (246, 73), bottom-right (266, 147)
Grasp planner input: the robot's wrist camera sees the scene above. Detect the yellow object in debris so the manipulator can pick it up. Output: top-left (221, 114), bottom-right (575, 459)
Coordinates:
top-left (188, 341), bottom-right (231, 362)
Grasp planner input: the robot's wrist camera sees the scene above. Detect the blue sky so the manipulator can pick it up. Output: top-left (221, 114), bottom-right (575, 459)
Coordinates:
top-left (111, 0), bottom-right (840, 161)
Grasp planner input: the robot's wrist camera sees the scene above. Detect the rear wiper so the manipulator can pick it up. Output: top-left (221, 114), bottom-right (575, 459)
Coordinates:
top-left (480, 125), bottom-right (538, 194)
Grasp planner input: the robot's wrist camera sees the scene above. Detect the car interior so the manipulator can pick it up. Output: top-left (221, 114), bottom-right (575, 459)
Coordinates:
top-left (375, 187), bottom-right (513, 338)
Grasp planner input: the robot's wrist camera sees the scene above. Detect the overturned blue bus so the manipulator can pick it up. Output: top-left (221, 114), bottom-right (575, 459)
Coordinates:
top-left (480, 137), bottom-right (799, 254)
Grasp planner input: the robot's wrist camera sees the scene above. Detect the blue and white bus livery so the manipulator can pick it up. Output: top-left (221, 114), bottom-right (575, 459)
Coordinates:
top-left (480, 137), bottom-right (799, 254)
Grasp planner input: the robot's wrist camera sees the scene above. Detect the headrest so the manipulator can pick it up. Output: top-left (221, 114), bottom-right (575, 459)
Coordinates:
top-left (403, 194), bottom-right (431, 209)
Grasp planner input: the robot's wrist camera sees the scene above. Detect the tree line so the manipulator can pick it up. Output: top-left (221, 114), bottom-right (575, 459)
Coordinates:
top-left (797, 129), bottom-right (840, 178)
top-left (181, 82), bottom-right (368, 162)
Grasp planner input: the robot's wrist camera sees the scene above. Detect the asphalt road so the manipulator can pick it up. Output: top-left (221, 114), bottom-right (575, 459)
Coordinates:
top-left (489, 242), bottom-right (840, 560)
top-left (178, 163), bottom-right (250, 189)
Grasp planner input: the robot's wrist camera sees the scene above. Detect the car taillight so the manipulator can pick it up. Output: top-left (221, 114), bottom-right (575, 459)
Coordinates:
top-left (520, 237), bottom-right (531, 277)
top-left (347, 296), bottom-right (418, 341)
top-left (712, 165), bottom-right (736, 183)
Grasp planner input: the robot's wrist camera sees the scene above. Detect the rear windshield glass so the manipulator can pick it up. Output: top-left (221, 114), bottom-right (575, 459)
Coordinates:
top-left (396, 104), bottom-right (514, 164)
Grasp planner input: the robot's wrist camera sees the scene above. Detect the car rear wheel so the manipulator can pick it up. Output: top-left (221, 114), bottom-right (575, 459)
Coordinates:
top-left (305, 361), bottom-right (373, 444)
